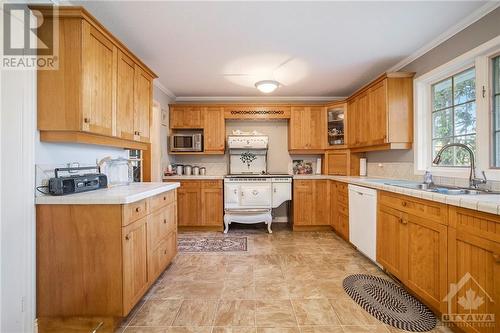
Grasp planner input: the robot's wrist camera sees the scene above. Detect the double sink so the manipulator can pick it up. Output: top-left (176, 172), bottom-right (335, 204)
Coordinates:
top-left (368, 179), bottom-right (500, 195)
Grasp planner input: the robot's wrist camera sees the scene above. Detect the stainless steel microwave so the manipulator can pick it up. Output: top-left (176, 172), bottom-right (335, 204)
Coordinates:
top-left (170, 133), bottom-right (203, 152)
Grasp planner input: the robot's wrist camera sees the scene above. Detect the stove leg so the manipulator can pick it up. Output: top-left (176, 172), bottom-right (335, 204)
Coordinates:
top-left (223, 215), bottom-right (230, 234)
top-left (265, 214), bottom-right (272, 234)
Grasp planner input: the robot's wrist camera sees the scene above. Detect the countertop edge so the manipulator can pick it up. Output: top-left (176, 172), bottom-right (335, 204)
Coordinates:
top-left (35, 183), bottom-right (180, 205)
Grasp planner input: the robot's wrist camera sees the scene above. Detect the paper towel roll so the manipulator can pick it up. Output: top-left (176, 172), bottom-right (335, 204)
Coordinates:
top-left (359, 158), bottom-right (367, 176)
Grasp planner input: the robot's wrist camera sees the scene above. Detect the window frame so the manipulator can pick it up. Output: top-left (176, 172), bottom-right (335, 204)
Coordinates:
top-left (430, 67), bottom-right (477, 167)
top-left (490, 53), bottom-right (500, 168)
top-left (414, 35), bottom-right (500, 180)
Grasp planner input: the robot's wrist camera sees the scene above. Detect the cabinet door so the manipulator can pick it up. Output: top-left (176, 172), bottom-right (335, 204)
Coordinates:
top-left (289, 107), bottom-right (311, 150)
top-left (357, 92), bottom-right (370, 146)
top-left (326, 151), bottom-right (348, 175)
top-left (347, 98), bottom-right (358, 146)
top-left (122, 216), bottom-right (148, 315)
top-left (203, 107), bottom-right (225, 152)
top-left (448, 228), bottom-right (499, 333)
top-left (177, 181), bottom-right (201, 226)
top-left (338, 212), bottom-right (349, 241)
top-left (116, 51), bottom-right (136, 140)
top-left (134, 66), bottom-right (152, 142)
top-left (309, 106), bottom-right (326, 149)
top-left (314, 180), bottom-right (330, 225)
top-left (201, 188), bottom-right (223, 227)
top-left (293, 180), bottom-right (314, 225)
top-left (329, 181), bottom-right (337, 228)
top-left (368, 80), bottom-right (388, 145)
top-left (170, 106), bottom-right (202, 129)
top-left (405, 214), bottom-right (448, 312)
top-left (377, 204), bottom-right (406, 280)
top-left (82, 21), bottom-right (116, 136)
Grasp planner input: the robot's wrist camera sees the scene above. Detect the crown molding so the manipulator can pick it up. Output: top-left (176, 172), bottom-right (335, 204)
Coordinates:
top-left (153, 80), bottom-right (176, 100)
top-left (387, 1), bottom-right (500, 73)
top-left (174, 96), bottom-right (346, 103)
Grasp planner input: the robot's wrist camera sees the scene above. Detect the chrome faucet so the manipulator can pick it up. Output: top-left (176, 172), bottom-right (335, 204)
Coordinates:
top-left (432, 143), bottom-right (487, 189)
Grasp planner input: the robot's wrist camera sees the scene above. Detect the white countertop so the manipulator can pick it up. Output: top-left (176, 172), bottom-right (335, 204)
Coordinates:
top-left (324, 176), bottom-right (500, 215)
top-left (163, 175), bottom-right (224, 180)
top-left (35, 182), bottom-right (180, 205)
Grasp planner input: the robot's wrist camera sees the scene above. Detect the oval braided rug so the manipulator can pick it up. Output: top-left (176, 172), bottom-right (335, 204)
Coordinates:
top-left (343, 274), bottom-right (437, 332)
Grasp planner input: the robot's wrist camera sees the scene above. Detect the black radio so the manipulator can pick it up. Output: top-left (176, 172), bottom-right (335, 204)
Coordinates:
top-left (48, 166), bottom-right (108, 196)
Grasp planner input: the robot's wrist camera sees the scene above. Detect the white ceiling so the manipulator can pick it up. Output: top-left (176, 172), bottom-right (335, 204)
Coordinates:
top-left (75, 1), bottom-right (489, 99)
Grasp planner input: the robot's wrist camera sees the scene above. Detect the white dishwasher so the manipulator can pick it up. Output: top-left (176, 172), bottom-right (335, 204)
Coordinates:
top-left (348, 184), bottom-right (377, 262)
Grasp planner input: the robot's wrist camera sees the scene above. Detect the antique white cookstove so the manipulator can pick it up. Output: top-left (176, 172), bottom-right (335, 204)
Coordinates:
top-left (223, 135), bottom-right (292, 233)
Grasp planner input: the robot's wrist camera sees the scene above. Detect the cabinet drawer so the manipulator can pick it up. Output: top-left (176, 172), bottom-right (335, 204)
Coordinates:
top-left (148, 203), bottom-right (176, 249)
top-left (379, 191), bottom-right (447, 225)
top-left (179, 180), bottom-right (201, 189)
top-left (123, 199), bottom-right (149, 226)
top-left (201, 180), bottom-right (222, 189)
top-left (336, 184), bottom-right (349, 207)
top-left (149, 190), bottom-right (176, 213)
top-left (449, 206), bottom-right (500, 243)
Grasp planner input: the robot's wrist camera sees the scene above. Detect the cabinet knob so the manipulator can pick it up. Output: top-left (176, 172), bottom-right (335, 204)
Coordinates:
top-left (493, 253), bottom-right (500, 263)
top-left (163, 219), bottom-right (167, 224)
top-left (84, 117), bottom-right (90, 123)
top-left (402, 201), bottom-right (407, 207)
top-left (125, 234), bottom-right (130, 240)
top-left (164, 250), bottom-right (167, 255)
top-left (163, 196), bottom-right (167, 201)
top-left (402, 219), bottom-right (408, 225)
top-left (135, 207), bottom-right (141, 212)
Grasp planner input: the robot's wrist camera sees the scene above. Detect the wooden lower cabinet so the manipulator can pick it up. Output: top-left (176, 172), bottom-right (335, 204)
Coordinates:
top-left (377, 204), bottom-right (406, 280)
top-left (122, 217), bottom-right (149, 314)
top-left (330, 180), bottom-right (349, 240)
top-left (176, 180), bottom-right (223, 230)
top-left (447, 207), bottom-right (500, 333)
top-left (36, 190), bottom-right (178, 332)
top-left (406, 213), bottom-right (448, 312)
top-left (292, 179), bottom-right (330, 229)
top-left (377, 193), bottom-right (448, 313)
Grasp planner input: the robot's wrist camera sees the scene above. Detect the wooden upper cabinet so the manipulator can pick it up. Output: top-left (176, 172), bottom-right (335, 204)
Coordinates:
top-left (170, 106), bottom-right (203, 129)
top-left (35, 6), bottom-right (157, 150)
top-left (289, 106), bottom-right (326, 152)
top-left (81, 21), bottom-right (116, 136)
top-left (203, 107), bottom-right (225, 152)
top-left (347, 73), bottom-right (414, 151)
top-left (324, 149), bottom-right (361, 176)
top-left (134, 66), bottom-right (153, 143)
top-left (116, 51), bottom-right (136, 140)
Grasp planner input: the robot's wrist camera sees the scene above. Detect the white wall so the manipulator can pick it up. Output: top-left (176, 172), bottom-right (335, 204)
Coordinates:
top-left (1, 59), bottom-right (37, 333)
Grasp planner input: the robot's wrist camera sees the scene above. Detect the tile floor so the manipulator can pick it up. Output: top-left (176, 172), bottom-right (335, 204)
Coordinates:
top-left (117, 224), bottom-right (453, 333)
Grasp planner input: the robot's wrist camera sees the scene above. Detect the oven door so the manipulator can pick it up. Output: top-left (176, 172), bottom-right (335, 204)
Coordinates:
top-left (239, 183), bottom-right (272, 208)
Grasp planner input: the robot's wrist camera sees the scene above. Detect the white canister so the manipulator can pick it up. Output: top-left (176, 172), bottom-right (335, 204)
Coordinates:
top-left (359, 158), bottom-right (367, 176)
top-left (176, 165), bottom-right (183, 175)
top-left (200, 167), bottom-right (206, 175)
top-left (183, 165), bottom-right (192, 176)
top-left (192, 166), bottom-right (200, 176)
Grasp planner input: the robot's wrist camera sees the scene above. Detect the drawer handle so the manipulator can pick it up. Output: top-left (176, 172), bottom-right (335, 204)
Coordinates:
top-left (163, 196), bottom-right (167, 201)
top-left (135, 207), bottom-right (141, 213)
top-left (402, 201), bottom-right (407, 207)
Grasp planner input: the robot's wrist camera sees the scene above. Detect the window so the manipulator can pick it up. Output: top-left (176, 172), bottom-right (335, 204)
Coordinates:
top-left (492, 56), bottom-right (500, 167)
top-left (431, 68), bottom-right (476, 166)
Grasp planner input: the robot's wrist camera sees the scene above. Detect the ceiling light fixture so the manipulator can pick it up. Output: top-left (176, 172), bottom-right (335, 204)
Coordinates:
top-left (255, 80), bottom-right (279, 93)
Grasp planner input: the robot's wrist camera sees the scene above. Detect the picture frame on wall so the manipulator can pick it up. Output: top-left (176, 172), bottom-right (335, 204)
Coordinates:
top-left (161, 108), bottom-right (168, 126)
